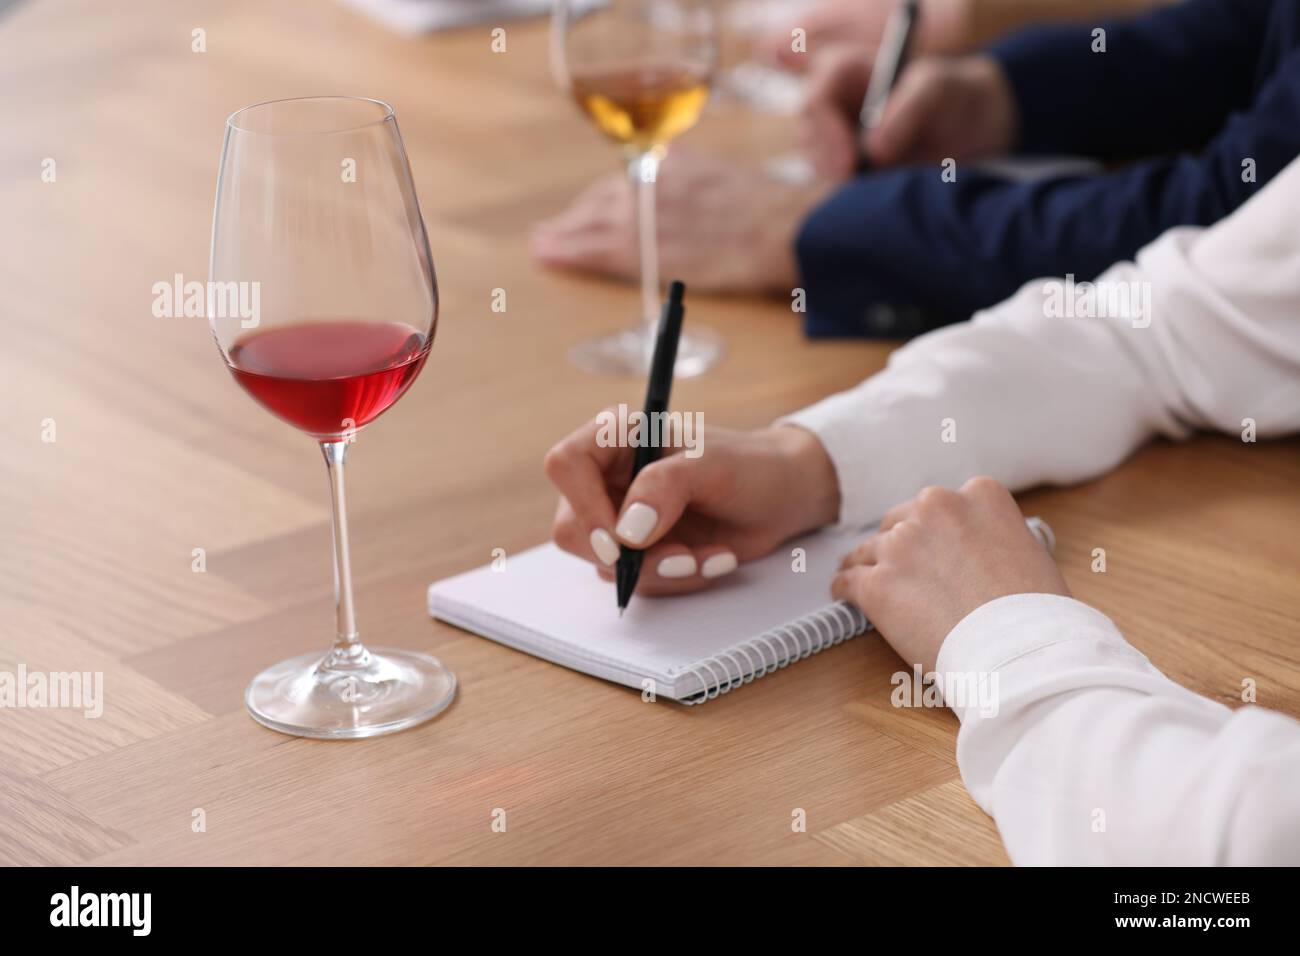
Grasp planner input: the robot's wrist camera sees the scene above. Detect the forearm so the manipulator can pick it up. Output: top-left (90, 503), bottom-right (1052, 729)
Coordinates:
top-left (783, 287), bottom-right (1183, 526)
top-left (798, 94), bottom-right (1294, 338)
top-left (937, 594), bottom-right (1300, 865)
top-left (788, 152), bottom-right (1300, 528)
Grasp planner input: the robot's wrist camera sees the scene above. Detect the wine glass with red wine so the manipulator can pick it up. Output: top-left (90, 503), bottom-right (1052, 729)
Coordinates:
top-left (552, 0), bottom-right (722, 377)
top-left (210, 96), bottom-right (456, 739)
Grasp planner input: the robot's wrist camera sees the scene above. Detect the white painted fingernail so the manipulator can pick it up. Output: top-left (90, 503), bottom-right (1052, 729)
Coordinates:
top-left (657, 554), bottom-right (697, 578)
top-left (615, 502), bottom-right (658, 545)
top-left (589, 528), bottom-right (619, 567)
top-left (701, 551), bottom-right (738, 579)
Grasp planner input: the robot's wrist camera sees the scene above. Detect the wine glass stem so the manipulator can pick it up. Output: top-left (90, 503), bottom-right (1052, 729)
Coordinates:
top-left (321, 439), bottom-right (369, 669)
top-left (629, 150), bottom-right (662, 340)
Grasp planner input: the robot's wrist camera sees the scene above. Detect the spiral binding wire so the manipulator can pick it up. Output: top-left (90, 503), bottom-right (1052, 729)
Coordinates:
top-left (678, 601), bottom-right (871, 705)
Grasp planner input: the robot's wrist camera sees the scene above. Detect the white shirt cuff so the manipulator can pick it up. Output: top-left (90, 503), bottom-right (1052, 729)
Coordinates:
top-left (935, 592), bottom-right (1150, 723)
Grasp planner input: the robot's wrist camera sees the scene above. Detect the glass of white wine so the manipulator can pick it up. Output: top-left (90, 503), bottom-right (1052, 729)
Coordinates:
top-left (552, 0), bottom-right (722, 378)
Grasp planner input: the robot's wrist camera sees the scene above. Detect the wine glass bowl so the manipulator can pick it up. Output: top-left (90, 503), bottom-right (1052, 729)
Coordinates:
top-left (210, 96), bottom-right (456, 739)
top-left (553, 0), bottom-right (724, 377)
top-left (225, 319), bottom-right (431, 441)
top-left (570, 61), bottom-right (710, 154)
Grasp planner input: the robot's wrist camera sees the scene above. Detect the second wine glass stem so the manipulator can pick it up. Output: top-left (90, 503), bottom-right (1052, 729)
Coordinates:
top-left (629, 150), bottom-right (662, 341)
top-left (321, 439), bottom-right (369, 669)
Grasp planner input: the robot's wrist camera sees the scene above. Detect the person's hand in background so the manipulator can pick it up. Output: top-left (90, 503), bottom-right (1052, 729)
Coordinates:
top-left (800, 49), bottom-right (1018, 179)
top-left (544, 416), bottom-right (841, 594)
top-left (832, 477), bottom-right (1068, 672)
top-left (759, 0), bottom-right (971, 74)
top-left (531, 149), bottom-right (828, 293)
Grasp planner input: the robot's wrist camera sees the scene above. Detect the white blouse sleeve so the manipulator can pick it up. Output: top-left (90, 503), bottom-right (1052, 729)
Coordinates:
top-left (936, 594), bottom-right (1300, 865)
top-left (780, 155), bottom-right (1300, 528)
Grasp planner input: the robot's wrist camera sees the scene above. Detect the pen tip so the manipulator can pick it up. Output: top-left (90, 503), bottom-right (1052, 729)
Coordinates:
top-left (618, 606), bottom-right (625, 618)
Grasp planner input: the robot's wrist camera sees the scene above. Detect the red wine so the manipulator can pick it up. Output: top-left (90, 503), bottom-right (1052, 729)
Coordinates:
top-left (228, 320), bottom-right (429, 439)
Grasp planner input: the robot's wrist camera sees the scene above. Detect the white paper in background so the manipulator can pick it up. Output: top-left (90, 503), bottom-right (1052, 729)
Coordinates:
top-left (340, 0), bottom-right (605, 35)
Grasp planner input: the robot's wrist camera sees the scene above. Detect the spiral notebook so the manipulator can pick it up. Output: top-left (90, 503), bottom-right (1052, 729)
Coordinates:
top-left (427, 529), bottom-right (872, 704)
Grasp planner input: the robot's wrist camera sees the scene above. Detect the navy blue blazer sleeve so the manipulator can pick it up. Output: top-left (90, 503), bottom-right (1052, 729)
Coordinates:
top-left (797, 0), bottom-right (1296, 338)
top-left (993, 0), bottom-right (1272, 160)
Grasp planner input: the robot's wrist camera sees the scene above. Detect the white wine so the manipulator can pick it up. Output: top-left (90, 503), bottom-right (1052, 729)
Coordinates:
top-left (571, 62), bottom-right (709, 151)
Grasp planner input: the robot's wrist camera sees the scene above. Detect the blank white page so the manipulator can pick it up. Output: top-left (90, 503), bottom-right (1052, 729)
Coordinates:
top-left (427, 528), bottom-right (869, 698)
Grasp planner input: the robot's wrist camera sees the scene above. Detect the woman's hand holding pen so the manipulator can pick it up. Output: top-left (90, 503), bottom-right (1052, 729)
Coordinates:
top-left (545, 415), bottom-right (1068, 670)
top-left (544, 417), bottom-right (841, 595)
top-left (800, 49), bottom-right (1018, 179)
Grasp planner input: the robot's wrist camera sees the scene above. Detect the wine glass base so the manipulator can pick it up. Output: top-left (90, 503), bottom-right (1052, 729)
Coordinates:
top-left (568, 326), bottom-right (724, 378)
top-left (245, 647), bottom-right (457, 740)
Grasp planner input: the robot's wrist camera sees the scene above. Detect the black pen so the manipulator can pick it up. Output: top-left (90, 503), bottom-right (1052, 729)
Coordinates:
top-left (855, 0), bottom-right (920, 174)
top-left (616, 279), bottom-right (686, 616)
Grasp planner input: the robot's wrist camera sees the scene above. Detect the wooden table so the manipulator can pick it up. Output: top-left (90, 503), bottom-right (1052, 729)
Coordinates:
top-left (3, 0), bottom-right (1298, 867)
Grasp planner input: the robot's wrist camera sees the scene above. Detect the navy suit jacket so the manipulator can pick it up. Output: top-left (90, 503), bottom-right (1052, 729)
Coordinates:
top-left (798, 0), bottom-right (1299, 338)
